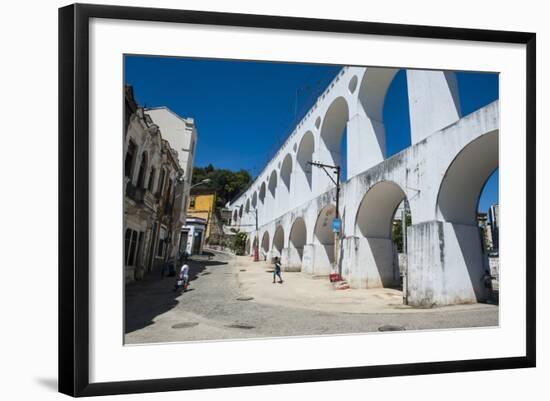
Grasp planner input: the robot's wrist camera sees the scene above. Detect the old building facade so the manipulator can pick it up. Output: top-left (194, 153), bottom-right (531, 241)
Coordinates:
top-left (187, 189), bottom-right (217, 241)
top-left (124, 87), bottom-right (197, 282)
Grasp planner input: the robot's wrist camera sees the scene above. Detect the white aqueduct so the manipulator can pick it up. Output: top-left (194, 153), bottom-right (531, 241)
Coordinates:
top-left (227, 66), bottom-right (498, 307)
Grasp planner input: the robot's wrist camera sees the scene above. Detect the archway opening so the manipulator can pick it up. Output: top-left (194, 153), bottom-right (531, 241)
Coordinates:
top-left (259, 182), bottom-right (266, 204)
top-left (245, 199), bottom-right (250, 214)
top-left (268, 170), bottom-right (277, 198)
top-left (239, 205), bottom-right (243, 218)
top-left (232, 209), bottom-right (238, 224)
top-left (297, 131), bottom-right (314, 189)
top-left (435, 130), bottom-right (499, 303)
top-left (320, 97), bottom-right (349, 182)
top-left (272, 226), bottom-right (285, 259)
top-left (289, 218), bottom-right (307, 261)
top-left (252, 191), bottom-right (258, 208)
top-left (356, 181), bottom-right (408, 289)
top-left (382, 69), bottom-right (412, 157)
top-left (280, 154), bottom-right (293, 191)
top-left (358, 67), bottom-right (400, 159)
top-left (314, 205), bottom-right (337, 269)
top-left (437, 131), bottom-right (498, 225)
top-left (261, 231), bottom-right (270, 260)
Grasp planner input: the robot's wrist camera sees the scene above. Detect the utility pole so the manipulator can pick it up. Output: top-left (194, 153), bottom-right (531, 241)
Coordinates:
top-left (307, 161), bottom-right (341, 277)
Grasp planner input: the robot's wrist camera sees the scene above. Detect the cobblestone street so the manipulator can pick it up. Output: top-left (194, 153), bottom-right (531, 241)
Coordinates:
top-left (125, 250), bottom-right (498, 344)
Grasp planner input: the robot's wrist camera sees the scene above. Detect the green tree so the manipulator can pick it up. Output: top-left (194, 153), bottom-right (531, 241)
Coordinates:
top-left (232, 232), bottom-right (248, 255)
top-left (392, 211), bottom-right (411, 253)
top-left (192, 165), bottom-right (252, 209)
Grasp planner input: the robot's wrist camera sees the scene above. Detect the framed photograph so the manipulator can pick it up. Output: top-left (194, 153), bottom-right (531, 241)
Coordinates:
top-left (59, 3), bottom-right (536, 397)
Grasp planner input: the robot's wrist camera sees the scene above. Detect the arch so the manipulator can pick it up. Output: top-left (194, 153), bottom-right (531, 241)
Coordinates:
top-left (251, 191), bottom-right (258, 208)
top-left (268, 170), bottom-right (277, 197)
top-left (239, 205), bottom-right (243, 218)
top-left (261, 231), bottom-right (270, 256)
top-left (259, 182), bottom-right (266, 204)
top-left (358, 67), bottom-right (400, 123)
top-left (297, 131), bottom-right (314, 188)
top-left (320, 97), bottom-right (349, 169)
top-left (356, 181), bottom-right (408, 238)
top-left (313, 204), bottom-right (337, 267)
top-left (314, 204), bottom-right (337, 245)
top-left (272, 225), bottom-right (285, 258)
top-left (280, 153), bottom-right (293, 190)
top-left (436, 131), bottom-right (499, 225)
top-left (289, 217), bottom-right (307, 260)
top-left (245, 198), bottom-right (250, 213)
top-left (232, 209), bottom-right (238, 223)
top-left (355, 180), bottom-right (408, 288)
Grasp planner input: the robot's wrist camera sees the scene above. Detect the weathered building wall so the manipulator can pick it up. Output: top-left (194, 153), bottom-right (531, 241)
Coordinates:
top-left (124, 93), bottom-right (196, 283)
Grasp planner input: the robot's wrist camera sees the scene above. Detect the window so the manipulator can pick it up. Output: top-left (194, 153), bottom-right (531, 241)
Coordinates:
top-left (124, 229), bottom-right (132, 264)
top-left (189, 196), bottom-right (196, 209)
top-left (166, 180), bottom-right (173, 201)
top-left (137, 152), bottom-right (148, 188)
top-left (158, 168), bottom-right (166, 196)
top-left (126, 229), bottom-right (138, 266)
top-left (157, 226), bottom-right (167, 258)
top-left (125, 141), bottom-right (137, 178)
top-left (148, 167), bottom-right (156, 192)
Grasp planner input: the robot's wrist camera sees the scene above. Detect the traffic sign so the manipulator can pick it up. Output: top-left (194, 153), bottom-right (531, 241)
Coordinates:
top-left (332, 218), bottom-right (341, 233)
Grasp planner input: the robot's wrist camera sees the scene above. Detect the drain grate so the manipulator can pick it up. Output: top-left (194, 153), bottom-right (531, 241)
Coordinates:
top-left (201, 272), bottom-right (211, 275)
top-left (226, 324), bottom-right (255, 330)
top-left (236, 296), bottom-right (254, 301)
top-left (239, 269), bottom-right (246, 272)
top-left (378, 325), bottom-right (406, 332)
top-left (172, 322), bottom-right (199, 329)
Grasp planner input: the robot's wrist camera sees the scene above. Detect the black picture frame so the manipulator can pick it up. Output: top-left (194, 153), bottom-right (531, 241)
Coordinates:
top-left (59, 3), bottom-right (536, 397)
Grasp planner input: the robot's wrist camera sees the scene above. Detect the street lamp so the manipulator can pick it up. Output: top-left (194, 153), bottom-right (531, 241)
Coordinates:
top-left (190, 178), bottom-right (212, 189)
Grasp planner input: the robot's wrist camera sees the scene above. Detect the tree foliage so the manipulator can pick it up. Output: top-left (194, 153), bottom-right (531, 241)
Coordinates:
top-left (192, 164), bottom-right (252, 209)
top-left (392, 211), bottom-right (412, 253)
top-left (232, 231), bottom-right (248, 256)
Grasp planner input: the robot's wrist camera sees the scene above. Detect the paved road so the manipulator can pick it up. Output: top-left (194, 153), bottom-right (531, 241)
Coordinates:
top-left (125, 251), bottom-right (498, 344)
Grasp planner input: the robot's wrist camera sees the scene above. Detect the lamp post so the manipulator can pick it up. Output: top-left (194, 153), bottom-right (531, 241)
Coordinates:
top-left (190, 178), bottom-right (212, 190)
top-left (307, 161), bottom-right (341, 277)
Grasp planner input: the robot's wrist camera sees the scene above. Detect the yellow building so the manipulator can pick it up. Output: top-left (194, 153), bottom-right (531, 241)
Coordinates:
top-left (187, 189), bottom-right (216, 240)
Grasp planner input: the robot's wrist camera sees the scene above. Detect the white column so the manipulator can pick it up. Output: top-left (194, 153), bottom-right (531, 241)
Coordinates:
top-left (406, 70), bottom-right (462, 144)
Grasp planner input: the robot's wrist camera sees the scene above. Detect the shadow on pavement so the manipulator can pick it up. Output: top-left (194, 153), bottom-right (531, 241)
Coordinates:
top-left (124, 254), bottom-right (228, 334)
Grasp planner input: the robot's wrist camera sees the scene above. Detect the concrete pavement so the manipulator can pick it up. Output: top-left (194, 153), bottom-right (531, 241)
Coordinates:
top-left (124, 250), bottom-right (498, 345)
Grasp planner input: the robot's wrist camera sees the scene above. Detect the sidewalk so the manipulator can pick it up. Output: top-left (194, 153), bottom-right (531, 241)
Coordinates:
top-left (232, 255), bottom-right (497, 315)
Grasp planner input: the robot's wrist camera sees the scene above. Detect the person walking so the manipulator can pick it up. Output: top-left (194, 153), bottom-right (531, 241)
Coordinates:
top-left (273, 257), bottom-right (283, 284)
top-left (175, 262), bottom-right (190, 291)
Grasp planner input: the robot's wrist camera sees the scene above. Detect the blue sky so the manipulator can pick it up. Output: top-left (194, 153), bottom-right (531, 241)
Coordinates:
top-left (125, 56), bottom-right (498, 212)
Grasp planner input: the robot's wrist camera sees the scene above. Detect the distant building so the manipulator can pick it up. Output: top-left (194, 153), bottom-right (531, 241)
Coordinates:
top-left (477, 212), bottom-right (494, 252)
top-left (187, 189), bottom-right (217, 241)
top-left (488, 204), bottom-right (499, 253)
top-left (181, 217), bottom-right (207, 256)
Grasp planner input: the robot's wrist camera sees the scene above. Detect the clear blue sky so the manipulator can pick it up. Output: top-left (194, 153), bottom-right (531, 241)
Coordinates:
top-left (125, 55), bottom-right (498, 212)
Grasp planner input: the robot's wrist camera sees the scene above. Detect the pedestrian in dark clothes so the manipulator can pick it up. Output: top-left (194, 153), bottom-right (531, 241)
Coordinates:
top-left (273, 257), bottom-right (283, 284)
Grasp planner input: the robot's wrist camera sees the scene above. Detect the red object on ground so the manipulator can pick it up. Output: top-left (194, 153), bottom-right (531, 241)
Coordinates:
top-left (329, 273), bottom-right (342, 282)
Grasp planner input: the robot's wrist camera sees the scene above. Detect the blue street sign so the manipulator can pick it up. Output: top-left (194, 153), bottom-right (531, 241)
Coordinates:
top-left (332, 218), bottom-right (341, 233)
